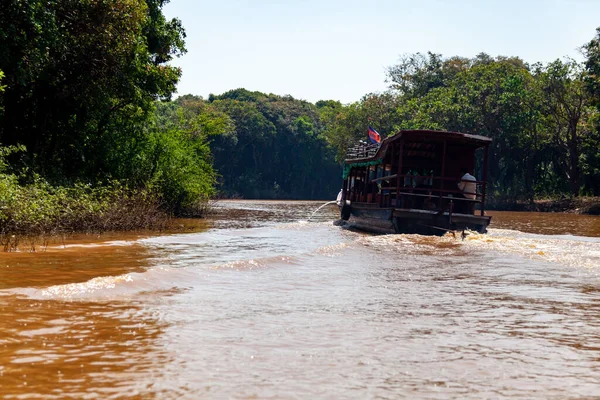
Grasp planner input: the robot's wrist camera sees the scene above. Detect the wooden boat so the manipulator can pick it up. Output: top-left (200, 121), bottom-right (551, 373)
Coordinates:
top-left (338, 130), bottom-right (492, 235)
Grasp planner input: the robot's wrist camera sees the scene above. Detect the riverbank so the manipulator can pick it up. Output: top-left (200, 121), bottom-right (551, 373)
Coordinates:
top-left (3, 193), bottom-right (599, 252)
top-left (487, 197), bottom-right (600, 215)
top-left (0, 166), bottom-right (217, 249)
top-left (0, 186), bottom-right (215, 252)
top-left (0, 186), bottom-right (167, 252)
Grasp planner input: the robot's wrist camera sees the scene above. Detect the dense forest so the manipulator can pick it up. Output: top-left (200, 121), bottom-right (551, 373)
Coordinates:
top-left (173, 90), bottom-right (340, 199)
top-left (1, 1), bottom-right (600, 236)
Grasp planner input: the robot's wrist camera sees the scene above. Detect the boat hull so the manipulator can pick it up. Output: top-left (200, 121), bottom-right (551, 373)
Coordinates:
top-left (344, 204), bottom-right (491, 235)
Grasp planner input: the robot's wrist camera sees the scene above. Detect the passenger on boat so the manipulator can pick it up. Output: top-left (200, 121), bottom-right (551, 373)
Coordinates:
top-left (458, 168), bottom-right (477, 214)
top-left (458, 168), bottom-right (476, 200)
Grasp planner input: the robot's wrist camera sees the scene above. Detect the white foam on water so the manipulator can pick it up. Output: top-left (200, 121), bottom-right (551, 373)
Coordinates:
top-left (3, 250), bottom-right (314, 301)
top-left (211, 255), bottom-right (301, 271)
top-left (6, 266), bottom-right (196, 301)
top-left (460, 228), bottom-right (600, 271)
top-left (350, 227), bottom-right (600, 272)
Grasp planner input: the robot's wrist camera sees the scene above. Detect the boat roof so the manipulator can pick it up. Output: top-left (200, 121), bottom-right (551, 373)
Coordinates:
top-left (344, 129), bottom-right (492, 164)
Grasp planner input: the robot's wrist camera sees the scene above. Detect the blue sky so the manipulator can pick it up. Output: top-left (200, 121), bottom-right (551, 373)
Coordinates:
top-left (164, 0), bottom-right (600, 104)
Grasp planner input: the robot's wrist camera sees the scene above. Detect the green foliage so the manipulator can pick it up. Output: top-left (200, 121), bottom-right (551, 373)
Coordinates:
top-left (387, 52), bottom-right (448, 97)
top-left (431, 60), bottom-right (543, 200)
top-left (584, 27), bottom-right (600, 106)
top-left (534, 59), bottom-right (596, 196)
top-left (0, 145), bottom-right (24, 173)
top-left (0, 1), bottom-right (221, 218)
top-left (582, 28), bottom-right (600, 195)
top-left (0, 147), bottom-right (168, 238)
top-left (205, 90), bottom-right (340, 199)
top-left (321, 92), bottom-right (401, 162)
top-left (3, 0), bottom-right (600, 220)
top-left (86, 100), bottom-right (227, 215)
top-left (146, 102), bottom-right (222, 214)
top-left (392, 55), bottom-right (597, 200)
top-left (0, 0), bottom-right (185, 178)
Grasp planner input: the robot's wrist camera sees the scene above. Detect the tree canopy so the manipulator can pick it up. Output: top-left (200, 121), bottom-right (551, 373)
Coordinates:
top-left (0, 0), bottom-right (185, 179)
top-left (207, 89), bottom-right (339, 199)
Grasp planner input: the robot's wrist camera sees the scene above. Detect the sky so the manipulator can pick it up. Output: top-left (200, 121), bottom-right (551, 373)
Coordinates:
top-left (163, 0), bottom-right (600, 104)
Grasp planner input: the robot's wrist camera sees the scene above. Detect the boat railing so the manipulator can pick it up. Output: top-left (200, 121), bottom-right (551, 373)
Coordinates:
top-left (392, 175), bottom-right (484, 197)
top-left (388, 174), bottom-right (486, 215)
top-left (345, 142), bottom-right (379, 159)
top-left (348, 173), bottom-right (487, 215)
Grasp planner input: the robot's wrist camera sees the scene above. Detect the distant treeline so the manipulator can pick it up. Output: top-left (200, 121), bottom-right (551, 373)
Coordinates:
top-left (1, 0), bottom-right (600, 233)
top-left (172, 90), bottom-right (340, 199)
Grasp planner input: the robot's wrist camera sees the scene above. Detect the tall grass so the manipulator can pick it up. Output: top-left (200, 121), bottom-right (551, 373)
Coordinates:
top-left (0, 146), bottom-right (171, 251)
top-left (0, 176), bottom-right (171, 250)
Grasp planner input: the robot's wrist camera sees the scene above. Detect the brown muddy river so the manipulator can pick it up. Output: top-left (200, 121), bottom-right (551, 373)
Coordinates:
top-left (1, 201), bottom-right (600, 398)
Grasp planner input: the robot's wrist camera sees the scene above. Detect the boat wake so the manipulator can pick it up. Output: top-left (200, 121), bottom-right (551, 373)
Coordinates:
top-left (5, 221), bottom-right (599, 303)
top-left (356, 228), bottom-right (600, 271)
top-left (463, 228), bottom-right (600, 270)
top-left (5, 266), bottom-right (195, 301)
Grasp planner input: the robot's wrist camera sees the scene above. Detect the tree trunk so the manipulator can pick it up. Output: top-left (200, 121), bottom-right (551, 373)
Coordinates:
top-left (567, 118), bottom-right (581, 196)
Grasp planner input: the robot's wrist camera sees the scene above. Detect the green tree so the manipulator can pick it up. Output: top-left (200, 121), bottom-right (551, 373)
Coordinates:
top-left (536, 59), bottom-right (593, 196)
top-left (582, 27), bottom-right (600, 195)
top-left (0, 0), bottom-right (185, 179)
top-left (321, 92), bottom-right (401, 162)
top-left (206, 89), bottom-right (339, 199)
top-left (386, 52), bottom-right (447, 97)
top-left (584, 27), bottom-right (600, 105)
top-left (389, 54), bottom-right (546, 202)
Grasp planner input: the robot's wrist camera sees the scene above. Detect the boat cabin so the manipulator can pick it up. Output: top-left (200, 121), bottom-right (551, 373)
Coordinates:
top-left (339, 130), bottom-right (492, 234)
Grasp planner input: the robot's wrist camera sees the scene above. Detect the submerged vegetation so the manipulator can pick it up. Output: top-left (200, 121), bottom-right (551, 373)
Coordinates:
top-left (1, 1), bottom-right (600, 248)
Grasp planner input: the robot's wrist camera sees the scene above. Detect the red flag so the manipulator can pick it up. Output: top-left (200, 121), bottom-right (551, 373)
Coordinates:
top-left (368, 126), bottom-right (381, 144)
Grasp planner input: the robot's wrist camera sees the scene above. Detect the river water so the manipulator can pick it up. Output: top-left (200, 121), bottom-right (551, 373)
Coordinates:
top-left (1, 200), bottom-right (600, 399)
